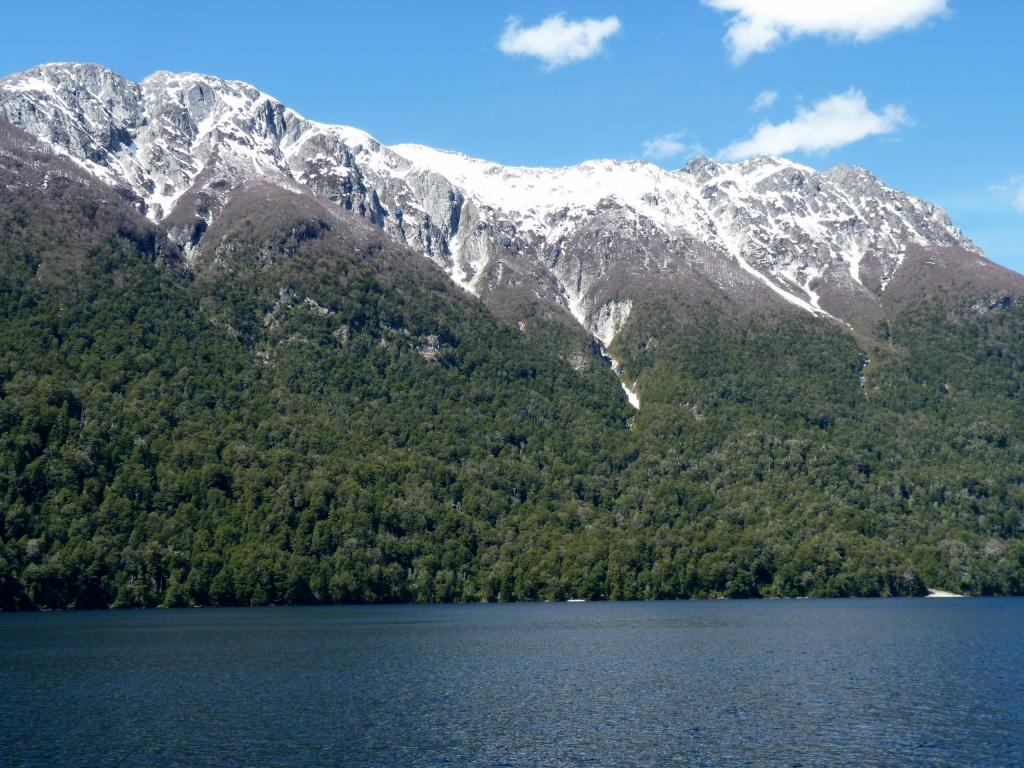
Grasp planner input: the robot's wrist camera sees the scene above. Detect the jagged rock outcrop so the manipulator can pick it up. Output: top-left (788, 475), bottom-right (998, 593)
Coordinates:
top-left (2, 62), bottom-right (1019, 358)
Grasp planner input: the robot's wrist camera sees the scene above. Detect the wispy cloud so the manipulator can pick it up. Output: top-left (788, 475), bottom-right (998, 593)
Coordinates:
top-left (991, 175), bottom-right (1024, 212)
top-left (703, 0), bottom-right (949, 64)
top-left (498, 14), bottom-right (621, 69)
top-left (750, 90), bottom-right (778, 112)
top-left (642, 131), bottom-right (704, 162)
top-left (720, 89), bottom-right (909, 161)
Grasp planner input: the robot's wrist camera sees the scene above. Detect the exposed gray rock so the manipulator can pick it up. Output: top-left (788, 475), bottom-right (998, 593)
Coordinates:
top-left (2, 62), bottom-right (1016, 352)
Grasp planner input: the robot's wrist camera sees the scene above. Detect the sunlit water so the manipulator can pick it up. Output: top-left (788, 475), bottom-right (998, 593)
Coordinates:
top-left (2, 599), bottom-right (1023, 767)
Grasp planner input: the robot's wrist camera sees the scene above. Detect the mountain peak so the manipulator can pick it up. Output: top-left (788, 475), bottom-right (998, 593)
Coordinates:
top-left (17, 61), bottom-right (123, 78)
top-left (0, 61), bottom-right (999, 346)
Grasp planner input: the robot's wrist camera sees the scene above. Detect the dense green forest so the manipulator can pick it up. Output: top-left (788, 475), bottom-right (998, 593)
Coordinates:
top-left (1, 150), bottom-right (1023, 609)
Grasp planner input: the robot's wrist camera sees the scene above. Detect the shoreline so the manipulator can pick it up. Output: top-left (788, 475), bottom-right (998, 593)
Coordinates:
top-left (4, 592), bottom-right (1004, 613)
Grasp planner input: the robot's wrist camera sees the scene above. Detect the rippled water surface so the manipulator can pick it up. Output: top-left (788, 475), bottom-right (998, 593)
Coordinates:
top-left (3, 599), bottom-right (1023, 767)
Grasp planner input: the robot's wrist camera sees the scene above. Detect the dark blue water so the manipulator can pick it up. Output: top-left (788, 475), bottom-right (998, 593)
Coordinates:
top-left (2, 600), bottom-right (1023, 767)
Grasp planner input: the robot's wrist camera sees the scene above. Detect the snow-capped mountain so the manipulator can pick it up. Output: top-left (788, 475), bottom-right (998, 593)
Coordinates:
top-left (0, 63), bottom-right (1006, 357)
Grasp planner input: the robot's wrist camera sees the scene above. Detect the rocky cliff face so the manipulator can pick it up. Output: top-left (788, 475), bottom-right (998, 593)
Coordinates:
top-left (1, 62), bottom-right (1017, 357)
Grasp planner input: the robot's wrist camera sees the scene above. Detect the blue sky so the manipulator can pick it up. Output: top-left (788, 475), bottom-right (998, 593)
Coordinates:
top-left (2, 1), bottom-right (1022, 271)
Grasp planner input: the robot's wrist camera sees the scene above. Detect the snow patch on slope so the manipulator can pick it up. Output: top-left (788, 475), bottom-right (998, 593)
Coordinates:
top-left (0, 63), bottom-right (985, 351)
top-left (390, 143), bottom-right (717, 244)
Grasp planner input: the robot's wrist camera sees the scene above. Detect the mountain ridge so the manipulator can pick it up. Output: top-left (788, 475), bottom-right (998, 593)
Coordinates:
top-left (3, 64), bottom-right (1024, 608)
top-left (3, 61), bottom-right (1017, 377)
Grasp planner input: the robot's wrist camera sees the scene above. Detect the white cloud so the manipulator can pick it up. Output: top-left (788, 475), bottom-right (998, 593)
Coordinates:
top-left (994, 176), bottom-right (1024, 212)
top-left (642, 131), bottom-right (704, 162)
top-left (719, 89), bottom-right (909, 161)
top-left (702, 0), bottom-right (949, 64)
top-left (750, 90), bottom-right (778, 111)
top-left (498, 14), bottom-right (621, 69)
top-left (987, 176), bottom-right (1024, 212)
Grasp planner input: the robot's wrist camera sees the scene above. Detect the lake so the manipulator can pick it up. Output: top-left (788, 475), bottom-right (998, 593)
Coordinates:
top-left (2, 599), bottom-right (1023, 767)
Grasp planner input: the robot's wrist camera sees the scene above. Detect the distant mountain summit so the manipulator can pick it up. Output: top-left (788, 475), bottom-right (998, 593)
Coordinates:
top-left (2, 62), bottom-right (1021, 395)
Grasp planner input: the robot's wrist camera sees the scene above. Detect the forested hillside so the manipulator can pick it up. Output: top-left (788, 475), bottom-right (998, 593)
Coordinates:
top-left (1, 128), bottom-right (1022, 609)
top-left (611, 304), bottom-right (1024, 598)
